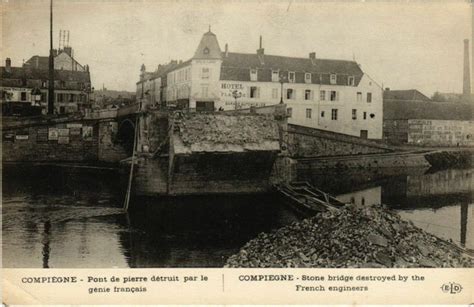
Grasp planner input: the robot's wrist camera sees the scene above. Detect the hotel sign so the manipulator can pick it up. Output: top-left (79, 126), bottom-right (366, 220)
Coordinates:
top-left (220, 83), bottom-right (247, 98)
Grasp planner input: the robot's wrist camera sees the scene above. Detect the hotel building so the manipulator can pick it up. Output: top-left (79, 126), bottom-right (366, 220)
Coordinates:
top-left (139, 30), bottom-right (383, 139)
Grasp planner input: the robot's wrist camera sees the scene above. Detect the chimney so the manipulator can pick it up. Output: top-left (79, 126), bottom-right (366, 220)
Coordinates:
top-left (257, 35), bottom-right (264, 65)
top-left (5, 58), bottom-right (11, 73)
top-left (463, 39), bottom-right (471, 99)
top-left (309, 52), bottom-right (316, 65)
top-left (225, 43), bottom-right (228, 57)
top-left (63, 46), bottom-right (72, 56)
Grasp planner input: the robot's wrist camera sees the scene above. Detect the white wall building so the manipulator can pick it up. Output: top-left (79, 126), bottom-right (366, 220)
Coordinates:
top-left (145, 30), bottom-right (383, 139)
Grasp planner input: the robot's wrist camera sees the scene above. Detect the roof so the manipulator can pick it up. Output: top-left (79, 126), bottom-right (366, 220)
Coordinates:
top-left (383, 100), bottom-right (474, 120)
top-left (23, 51), bottom-right (84, 70)
top-left (383, 89), bottom-right (431, 102)
top-left (220, 52), bottom-right (364, 85)
top-left (193, 31), bottom-right (222, 60)
top-left (0, 66), bottom-right (91, 87)
top-left (23, 56), bottom-right (50, 69)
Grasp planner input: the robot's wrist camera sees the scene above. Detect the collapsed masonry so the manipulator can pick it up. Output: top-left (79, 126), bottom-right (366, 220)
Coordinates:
top-left (225, 204), bottom-right (473, 268)
top-left (167, 112), bottom-right (282, 195)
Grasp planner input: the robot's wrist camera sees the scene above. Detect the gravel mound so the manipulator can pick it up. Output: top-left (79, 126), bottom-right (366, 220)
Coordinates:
top-left (225, 204), bottom-right (473, 268)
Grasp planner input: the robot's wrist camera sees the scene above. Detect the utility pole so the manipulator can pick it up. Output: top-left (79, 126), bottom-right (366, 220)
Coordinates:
top-left (48, 0), bottom-right (55, 115)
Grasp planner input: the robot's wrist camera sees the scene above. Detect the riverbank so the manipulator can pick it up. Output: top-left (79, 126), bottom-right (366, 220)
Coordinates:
top-left (425, 150), bottom-right (473, 168)
top-left (296, 148), bottom-right (474, 171)
top-left (225, 204), bottom-right (474, 268)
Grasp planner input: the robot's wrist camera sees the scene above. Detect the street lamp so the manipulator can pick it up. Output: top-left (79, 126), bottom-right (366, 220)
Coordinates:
top-left (232, 90), bottom-right (242, 110)
top-left (279, 74), bottom-right (287, 104)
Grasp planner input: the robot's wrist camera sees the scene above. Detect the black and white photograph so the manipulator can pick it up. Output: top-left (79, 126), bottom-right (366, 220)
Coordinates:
top-left (2, 0), bottom-right (473, 283)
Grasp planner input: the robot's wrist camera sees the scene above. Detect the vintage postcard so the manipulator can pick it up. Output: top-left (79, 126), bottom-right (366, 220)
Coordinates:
top-left (1, 0), bottom-right (473, 305)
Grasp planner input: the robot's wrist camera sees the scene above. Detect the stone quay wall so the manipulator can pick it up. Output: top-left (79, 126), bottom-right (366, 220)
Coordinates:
top-left (287, 124), bottom-right (392, 158)
top-left (2, 116), bottom-right (128, 163)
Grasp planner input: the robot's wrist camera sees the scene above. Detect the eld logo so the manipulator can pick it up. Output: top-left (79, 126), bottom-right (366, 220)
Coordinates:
top-left (441, 282), bottom-right (463, 294)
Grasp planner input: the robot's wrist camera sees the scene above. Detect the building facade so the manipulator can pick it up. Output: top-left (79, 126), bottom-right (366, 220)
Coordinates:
top-left (139, 30), bottom-right (384, 139)
top-left (1, 52), bottom-right (92, 115)
top-left (383, 92), bottom-right (474, 146)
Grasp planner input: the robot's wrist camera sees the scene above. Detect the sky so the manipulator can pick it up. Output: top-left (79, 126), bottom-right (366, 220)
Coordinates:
top-left (1, 0), bottom-right (472, 96)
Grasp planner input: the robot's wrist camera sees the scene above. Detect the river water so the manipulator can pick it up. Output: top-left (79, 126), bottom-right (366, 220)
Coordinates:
top-left (2, 164), bottom-right (473, 268)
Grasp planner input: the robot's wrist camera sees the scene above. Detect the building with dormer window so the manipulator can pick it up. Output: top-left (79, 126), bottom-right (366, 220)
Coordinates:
top-left (139, 30), bottom-right (383, 139)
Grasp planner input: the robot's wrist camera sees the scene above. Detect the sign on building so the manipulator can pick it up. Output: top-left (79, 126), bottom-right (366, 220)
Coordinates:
top-left (58, 136), bottom-right (70, 144)
top-left (66, 123), bottom-right (83, 128)
top-left (37, 128), bottom-right (48, 142)
top-left (48, 128), bottom-right (59, 140)
top-left (82, 126), bottom-right (93, 141)
top-left (58, 128), bottom-right (70, 137)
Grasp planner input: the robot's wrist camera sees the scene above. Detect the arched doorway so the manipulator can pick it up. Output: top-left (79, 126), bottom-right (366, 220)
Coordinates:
top-left (116, 119), bottom-right (135, 156)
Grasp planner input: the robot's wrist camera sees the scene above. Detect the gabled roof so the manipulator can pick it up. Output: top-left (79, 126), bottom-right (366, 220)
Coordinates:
top-left (193, 31), bottom-right (222, 60)
top-left (383, 100), bottom-right (474, 120)
top-left (383, 89), bottom-right (431, 102)
top-left (220, 52), bottom-right (364, 85)
top-left (222, 52), bottom-right (362, 74)
top-left (0, 66), bottom-right (91, 87)
top-left (23, 56), bottom-right (50, 69)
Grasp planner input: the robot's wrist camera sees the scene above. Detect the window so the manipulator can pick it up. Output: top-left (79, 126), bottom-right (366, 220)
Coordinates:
top-left (330, 91), bottom-right (338, 101)
top-left (321, 111), bottom-right (325, 118)
top-left (348, 76), bottom-right (355, 86)
top-left (352, 109), bottom-right (357, 120)
top-left (363, 112), bottom-right (367, 120)
top-left (320, 90), bottom-right (326, 101)
top-left (201, 86), bottom-right (208, 98)
top-left (202, 67), bottom-right (210, 79)
top-left (69, 94), bottom-right (75, 102)
top-left (41, 93), bottom-right (46, 102)
top-left (305, 73), bottom-right (311, 83)
top-left (357, 92), bottom-right (362, 102)
top-left (306, 108), bottom-right (312, 119)
top-left (203, 47), bottom-right (210, 54)
top-left (288, 71), bottom-right (295, 83)
top-left (305, 89), bottom-right (312, 100)
top-left (272, 88), bottom-right (279, 99)
top-left (250, 69), bottom-right (258, 81)
top-left (59, 106), bottom-right (65, 114)
top-left (272, 70), bottom-right (279, 82)
top-left (250, 86), bottom-right (259, 98)
top-left (42, 81), bottom-right (47, 88)
top-left (330, 74), bottom-right (337, 85)
top-left (20, 92), bottom-right (27, 101)
top-left (367, 92), bottom-right (372, 103)
top-left (287, 107), bottom-right (292, 117)
top-left (286, 88), bottom-right (294, 99)
top-left (60, 80), bottom-right (66, 88)
top-left (57, 93), bottom-right (64, 102)
top-left (331, 109), bottom-right (338, 120)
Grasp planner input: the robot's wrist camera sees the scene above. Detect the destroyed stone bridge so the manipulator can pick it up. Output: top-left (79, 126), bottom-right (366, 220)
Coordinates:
top-left (2, 103), bottom-right (394, 195)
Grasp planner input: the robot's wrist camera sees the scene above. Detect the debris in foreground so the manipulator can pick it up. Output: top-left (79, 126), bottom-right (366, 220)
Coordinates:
top-left (225, 204), bottom-right (474, 268)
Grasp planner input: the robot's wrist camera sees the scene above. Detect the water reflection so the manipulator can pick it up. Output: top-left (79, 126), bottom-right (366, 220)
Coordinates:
top-left (300, 167), bottom-right (473, 250)
top-left (2, 165), bottom-right (298, 267)
top-left (3, 164), bottom-right (473, 267)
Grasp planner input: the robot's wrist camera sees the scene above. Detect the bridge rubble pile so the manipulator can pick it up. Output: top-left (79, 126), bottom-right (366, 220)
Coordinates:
top-left (175, 112), bottom-right (280, 151)
top-left (225, 204), bottom-right (474, 268)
